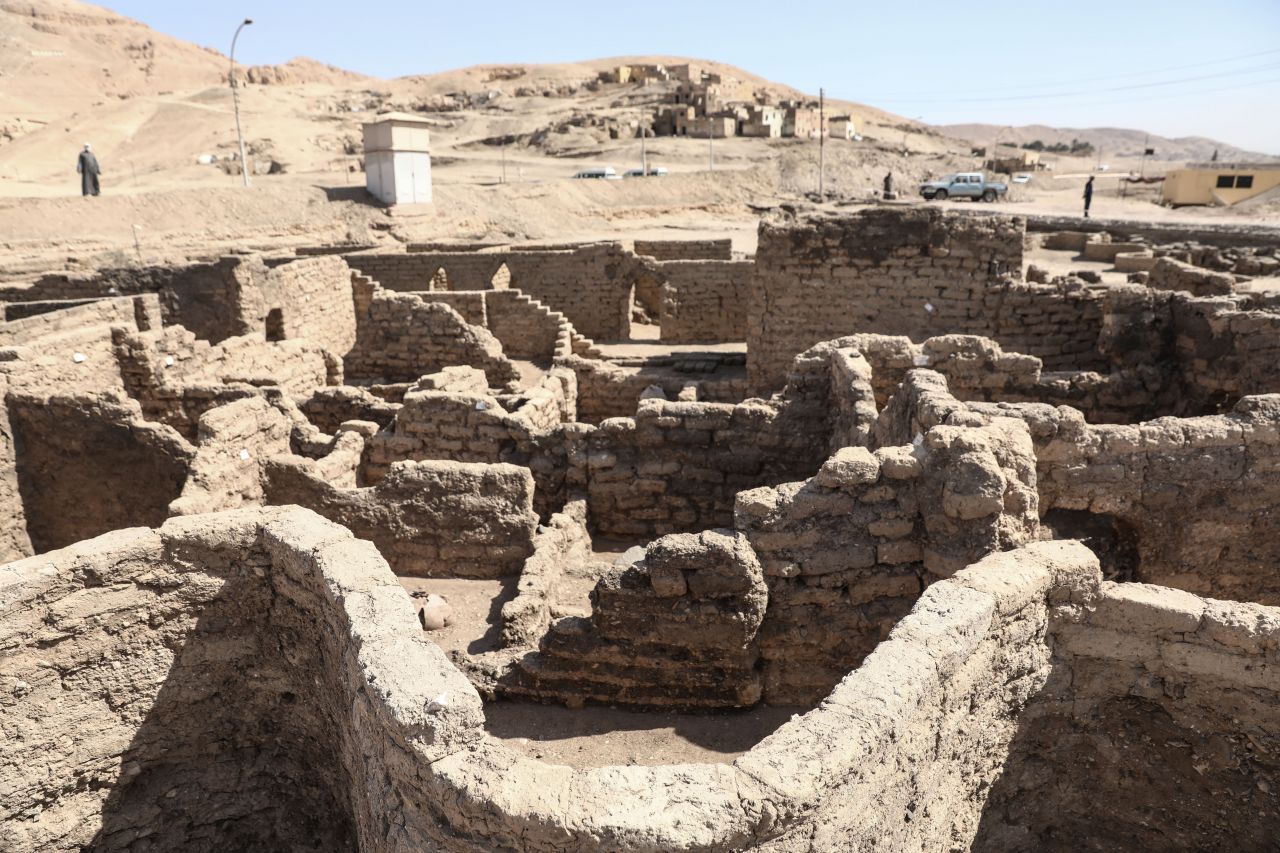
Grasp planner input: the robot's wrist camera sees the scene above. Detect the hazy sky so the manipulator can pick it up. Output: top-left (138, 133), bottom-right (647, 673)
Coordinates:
top-left (106, 0), bottom-right (1280, 153)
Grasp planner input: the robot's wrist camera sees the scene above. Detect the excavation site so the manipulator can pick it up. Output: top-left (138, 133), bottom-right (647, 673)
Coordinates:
top-left (2, 204), bottom-right (1278, 852)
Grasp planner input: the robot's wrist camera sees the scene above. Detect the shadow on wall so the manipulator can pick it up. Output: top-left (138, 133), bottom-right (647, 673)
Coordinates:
top-left (9, 395), bottom-right (192, 553)
top-left (973, 673), bottom-right (1280, 851)
top-left (85, 553), bottom-right (359, 852)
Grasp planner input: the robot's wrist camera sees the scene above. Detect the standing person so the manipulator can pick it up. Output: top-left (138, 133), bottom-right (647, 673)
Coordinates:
top-left (883, 171), bottom-right (894, 199)
top-left (77, 144), bottom-right (101, 196)
top-left (1083, 175), bottom-right (1094, 218)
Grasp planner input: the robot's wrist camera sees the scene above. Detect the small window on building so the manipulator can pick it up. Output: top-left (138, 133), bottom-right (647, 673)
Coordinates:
top-left (490, 262), bottom-right (511, 290)
top-left (1236, 175), bottom-right (1254, 189)
top-left (429, 267), bottom-right (449, 290)
top-left (1216, 175), bottom-right (1234, 188)
top-left (265, 308), bottom-right (285, 342)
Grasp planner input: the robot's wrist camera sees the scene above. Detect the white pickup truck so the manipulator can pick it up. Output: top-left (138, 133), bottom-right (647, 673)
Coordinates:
top-left (919, 172), bottom-right (1008, 202)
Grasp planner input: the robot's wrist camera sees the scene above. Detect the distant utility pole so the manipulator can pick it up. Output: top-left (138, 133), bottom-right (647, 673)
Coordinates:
top-left (640, 120), bottom-right (648, 176)
top-left (229, 17), bottom-right (254, 188)
top-left (818, 87), bottom-right (825, 199)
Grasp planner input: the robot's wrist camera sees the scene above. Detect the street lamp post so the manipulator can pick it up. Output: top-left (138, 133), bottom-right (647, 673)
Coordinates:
top-left (230, 18), bottom-right (253, 188)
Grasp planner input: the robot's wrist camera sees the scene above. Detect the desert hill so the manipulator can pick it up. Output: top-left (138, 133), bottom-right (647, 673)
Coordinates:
top-left (939, 123), bottom-right (1277, 163)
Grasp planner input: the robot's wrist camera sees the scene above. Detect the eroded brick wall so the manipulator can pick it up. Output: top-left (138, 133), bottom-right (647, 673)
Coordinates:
top-left (658, 260), bottom-right (751, 342)
top-left (748, 208), bottom-right (1110, 392)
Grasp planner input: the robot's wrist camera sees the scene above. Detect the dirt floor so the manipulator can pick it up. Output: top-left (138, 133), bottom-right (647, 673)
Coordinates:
top-left (401, 550), bottom-right (803, 769)
top-left (399, 576), bottom-right (516, 656)
top-left (485, 701), bottom-right (807, 768)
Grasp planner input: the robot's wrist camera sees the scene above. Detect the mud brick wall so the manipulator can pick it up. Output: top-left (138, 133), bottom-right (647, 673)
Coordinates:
top-left (264, 457), bottom-right (538, 578)
top-left (975, 393), bottom-right (1280, 605)
top-left (10, 505), bottom-right (1274, 851)
top-left (499, 500), bottom-right (591, 647)
top-left (344, 278), bottom-right (519, 389)
top-left (1170, 293), bottom-right (1280, 408)
top-left (348, 244), bottom-right (636, 341)
top-left (0, 377), bottom-right (32, 562)
top-left (1146, 256), bottom-right (1236, 296)
top-left (584, 397), bottom-right (831, 538)
top-left (0, 295), bottom-right (160, 392)
top-left (976, 580), bottom-right (1280, 850)
top-left (492, 530), bottom-right (769, 709)
top-left (4, 298), bottom-right (99, 321)
top-left (567, 356), bottom-right (750, 424)
top-left (412, 291), bottom-right (488, 325)
top-left (417, 290), bottom-right (569, 362)
top-left (259, 256), bottom-right (358, 356)
top-left (658, 260), bottom-right (752, 342)
top-left (299, 386), bottom-right (402, 434)
top-left (499, 244), bottom-right (634, 341)
top-left (748, 208), bottom-right (1113, 392)
top-left (735, 413), bottom-right (1040, 704)
top-left (113, 326), bottom-right (336, 439)
top-left (169, 396), bottom-right (293, 517)
top-left (5, 391), bottom-right (194, 553)
top-left (634, 239), bottom-right (733, 261)
top-left (363, 372), bottom-right (587, 519)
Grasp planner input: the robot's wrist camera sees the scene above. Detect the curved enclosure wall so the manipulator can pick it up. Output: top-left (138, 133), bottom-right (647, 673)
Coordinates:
top-left (4, 507), bottom-right (1277, 851)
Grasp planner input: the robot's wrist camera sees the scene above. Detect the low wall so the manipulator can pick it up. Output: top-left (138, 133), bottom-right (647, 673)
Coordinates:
top-left (347, 243), bottom-right (636, 341)
top-left (634, 238), bottom-right (733, 261)
top-left (658, 260), bottom-right (751, 343)
top-left (1147, 256), bottom-right (1236, 296)
top-left (4, 508), bottom-right (1273, 851)
top-left (264, 457), bottom-right (538, 578)
top-left (344, 277), bottom-right (520, 389)
top-left (748, 208), bottom-right (1106, 392)
top-left (5, 391), bottom-right (194, 553)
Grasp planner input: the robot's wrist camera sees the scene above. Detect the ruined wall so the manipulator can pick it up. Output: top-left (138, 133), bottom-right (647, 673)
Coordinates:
top-left (169, 396), bottom-right (293, 517)
top-left (5, 509), bottom-right (1273, 851)
top-left (0, 376), bottom-right (32, 562)
top-left (567, 355), bottom-right (750, 424)
top-left (498, 499), bottom-right (591, 647)
top-left (658, 260), bottom-right (751, 342)
top-left (634, 238), bottom-right (733, 261)
top-left (263, 457), bottom-right (538, 578)
top-left (6, 391), bottom-right (194, 553)
top-left (258, 256), bottom-right (358, 355)
top-left (416, 289), bottom-right (570, 362)
top-left (748, 208), bottom-right (1109, 391)
top-left (585, 397), bottom-right (830, 538)
top-left (1146, 256), bottom-right (1236, 296)
top-left (974, 393), bottom-right (1280, 605)
top-left (975, 580), bottom-right (1280, 850)
top-left (112, 325), bottom-right (337, 440)
top-left (489, 529), bottom-right (769, 709)
top-left (298, 385), bottom-right (401, 434)
top-left (0, 259), bottom-right (262, 343)
top-left (363, 368), bottom-right (584, 518)
top-left (347, 244), bottom-right (635, 341)
top-left (736, 414), bottom-right (1040, 704)
top-left (344, 277), bottom-right (520, 389)
top-left (0, 294), bottom-right (161, 392)
top-left (1169, 291), bottom-right (1280, 409)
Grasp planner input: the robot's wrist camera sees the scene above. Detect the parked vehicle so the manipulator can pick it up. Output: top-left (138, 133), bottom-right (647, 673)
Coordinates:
top-left (919, 172), bottom-right (1008, 202)
top-left (623, 166), bottom-right (668, 178)
top-left (573, 167), bottom-right (620, 180)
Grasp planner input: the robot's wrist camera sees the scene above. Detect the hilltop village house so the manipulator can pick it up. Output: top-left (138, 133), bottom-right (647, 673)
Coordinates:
top-left (603, 62), bottom-right (857, 142)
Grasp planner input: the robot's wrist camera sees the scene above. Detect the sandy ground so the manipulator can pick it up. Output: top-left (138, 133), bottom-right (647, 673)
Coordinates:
top-left (485, 701), bottom-right (805, 768)
top-left (399, 552), bottom-right (803, 769)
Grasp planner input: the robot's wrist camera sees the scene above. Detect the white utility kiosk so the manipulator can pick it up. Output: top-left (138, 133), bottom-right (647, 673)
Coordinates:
top-left (363, 112), bottom-right (432, 205)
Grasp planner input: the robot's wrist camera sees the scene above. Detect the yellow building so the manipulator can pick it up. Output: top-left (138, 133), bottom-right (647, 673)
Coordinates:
top-left (1162, 162), bottom-right (1280, 207)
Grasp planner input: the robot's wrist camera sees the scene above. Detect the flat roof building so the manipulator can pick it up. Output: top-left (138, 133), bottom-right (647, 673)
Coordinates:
top-left (363, 112), bottom-right (432, 206)
top-left (1162, 162), bottom-right (1280, 207)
